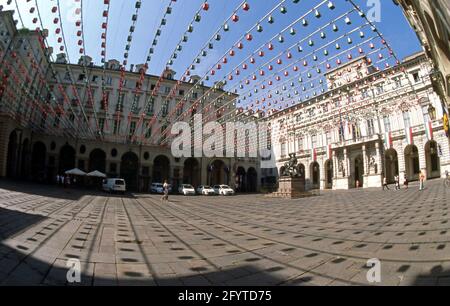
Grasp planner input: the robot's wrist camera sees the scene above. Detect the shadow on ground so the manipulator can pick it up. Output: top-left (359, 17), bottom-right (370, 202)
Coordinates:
top-left (0, 179), bottom-right (136, 201)
top-left (0, 206), bottom-right (289, 286)
top-left (412, 266), bottom-right (450, 286)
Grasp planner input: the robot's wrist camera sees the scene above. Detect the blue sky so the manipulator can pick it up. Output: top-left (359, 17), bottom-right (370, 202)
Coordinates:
top-left (5, 0), bottom-right (422, 110)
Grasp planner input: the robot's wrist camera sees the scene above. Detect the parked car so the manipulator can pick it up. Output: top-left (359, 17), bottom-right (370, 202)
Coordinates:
top-left (196, 185), bottom-right (216, 196)
top-left (102, 178), bottom-right (126, 194)
top-left (150, 183), bottom-right (172, 194)
top-left (213, 185), bottom-right (235, 196)
top-left (179, 184), bottom-right (196, 196)
top-left (150, 183), bottom-right (164, 194)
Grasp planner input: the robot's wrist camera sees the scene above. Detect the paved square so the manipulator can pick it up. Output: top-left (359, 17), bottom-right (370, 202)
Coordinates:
top-left (0, 180), bottom-right (449, 286)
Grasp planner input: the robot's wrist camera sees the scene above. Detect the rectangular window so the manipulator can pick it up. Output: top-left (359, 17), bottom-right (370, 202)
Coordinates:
top-left (326, 132), bottom-right (332, 145)
top-left (311, 134), bottom-right (317, 148)
top-left (339, 124), bottom-right (345, 142)
top-left (129, 121), bottom-right (136, 136)
top-left (146, 97), bottom-right (154, 115)
top-left (161, 102), bottom-right (169, 117)
top-left (164, 86), bottom-right (171, 94)
top-left (367, 119), bottom-right (375, 136)
top-left (98, 118), bottom-right (105, 132)
top-left (131, 95), bottom-right (141, 113)
top-left (376, 84), bottom-right (384, 95)
top-left (422, 106), bottom-right (430, 123)
top-left (361, 89), bottom-right (369, 99)
top-left (383, 116), bottom-right (391, 132)
top-left (116, 93), bottom-right (125, 112)
top-left (412, 72), bottom-right (420, 83)
top-left (281, 143), bottom-right (287, 157)
top-left (145, 123), bottom-right (152, 139)
top-left (403, 112), bottom-right (411, 128)
top-left (298, 137), bottom-right (303, 151)
top-left (106, 77), bottom-right (112, 85)
top-left (113, 120), bottom-right (121, 135)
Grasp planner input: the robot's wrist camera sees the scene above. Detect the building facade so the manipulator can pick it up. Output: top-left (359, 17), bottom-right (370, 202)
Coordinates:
top-left (394, 0), bottom-right (450, 111)
top-left (269, 52), bottom-right (450, 190)
top-left (0, 11), bottom-right (260, 192)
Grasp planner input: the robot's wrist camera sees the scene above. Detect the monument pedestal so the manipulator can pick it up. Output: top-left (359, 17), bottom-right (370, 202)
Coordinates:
top-left (268, 177), bottom-right (317, 199)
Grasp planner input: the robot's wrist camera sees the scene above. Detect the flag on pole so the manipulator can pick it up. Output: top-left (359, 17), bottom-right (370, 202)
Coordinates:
top-left (326, 144), bottom-right (332, 160)
top-left (384, 131), bottom-right (392, 149)
top-left (425, 121), bottom-right (433, 141)
top-left (311, 148), bottom-right (317, 162)
top-left (405, 126), bottom-right (414, 145)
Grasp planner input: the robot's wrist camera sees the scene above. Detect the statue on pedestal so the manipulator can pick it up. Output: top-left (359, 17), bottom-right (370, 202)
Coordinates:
top-left (281, 153), bottom-right (298, 177)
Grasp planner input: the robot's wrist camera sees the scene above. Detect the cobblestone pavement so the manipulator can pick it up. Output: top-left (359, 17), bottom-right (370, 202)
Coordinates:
top-left (0, 179), bottom-right (449, 286)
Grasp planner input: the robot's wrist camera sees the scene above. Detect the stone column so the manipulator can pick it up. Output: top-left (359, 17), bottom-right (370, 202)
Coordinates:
top-left (320, 159), bottom-right (326, 190)
top-left (375, 142), bottom-right (382, 173)
top-left (305, 159), bottom-right (311, 190)
top-left (362, 145), bottom-right (368, 175)
top-left (332, 150), bottom-right (338, 184)
top-left (344, 148), bottom-right (349, 177)
top-left (418, 138), bottom-right (427, 178)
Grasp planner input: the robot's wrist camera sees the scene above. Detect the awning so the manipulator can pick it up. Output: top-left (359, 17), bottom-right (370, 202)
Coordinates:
top-left (86, 170), bottom-right (107, 178)
top-left (65, 168), bottom-right (87, 176)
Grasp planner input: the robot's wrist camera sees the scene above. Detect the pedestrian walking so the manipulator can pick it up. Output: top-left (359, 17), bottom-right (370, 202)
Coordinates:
top-left (56, 174), bottom-right (60, 186)
top-left (394, 175), bottom-right (401, 190)
top-left (383, 177), bottom-right (390, 190)
top-left (419, 171), bottom-right (425, 191)
top-left (404, 173), bottom-right (409, 190)
top-left (161, 180), bottom-right (169, 202)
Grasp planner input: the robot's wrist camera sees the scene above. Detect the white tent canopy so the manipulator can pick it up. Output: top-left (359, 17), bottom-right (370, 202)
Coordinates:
top-left (87, 170), bottom-right (107, 178)
top-left (65, 168), bottom-right (87, 176)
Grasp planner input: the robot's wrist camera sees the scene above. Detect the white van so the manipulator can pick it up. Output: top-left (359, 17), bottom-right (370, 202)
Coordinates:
top-left (102, 178), bottom-right (126, 194)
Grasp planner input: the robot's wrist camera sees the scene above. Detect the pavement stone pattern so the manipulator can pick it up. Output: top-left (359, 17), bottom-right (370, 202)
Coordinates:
top-left (0, 179), bottom-right (449, 286)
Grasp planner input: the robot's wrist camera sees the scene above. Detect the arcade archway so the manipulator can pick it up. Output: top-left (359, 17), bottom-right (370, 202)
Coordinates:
top-left (31, 142), bottom-right (46, 181)
top-left (354, 155), bottom-right (364, 188)
top-left (89, 149), bottom-right (107, 173)
top-left (405, 145), bottom-right (420, 181)
top-left (310, 162), bottom-right (320, 190)
top-left (20, 138), bottom-right (30, 179)
top-left (385, 149), bottom-right (399, 184)
top-left (121, 152), bottom-right (139, 191)
top-left (6, 131), bottom-right (18, 178)
top-left (210, 160), bottom-right (227, 186)
top-left (324, 160), bottom-right (333, 189)
top-left (247, 167), bottom-right (258, 193)
top-left (183, 158), bottom-right (200, 187)
top-left (59, 144), bottom-right (76, 174)
top-left (425, 141), bottom-right (440, 179)
top-left (235, 167), bottom-right (247, 192)
top-left (153, 155), bottom-right (170, 183)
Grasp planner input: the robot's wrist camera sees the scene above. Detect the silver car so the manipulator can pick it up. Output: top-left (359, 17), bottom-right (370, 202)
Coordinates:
top-left (196, 185), bottom-right (215, 196)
